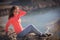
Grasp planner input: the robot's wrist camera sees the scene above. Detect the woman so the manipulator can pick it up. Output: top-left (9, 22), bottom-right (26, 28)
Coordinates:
top-left (5, 6), bottom-right (26, 34)
top-left (5, 6), bottom-right (41, 37)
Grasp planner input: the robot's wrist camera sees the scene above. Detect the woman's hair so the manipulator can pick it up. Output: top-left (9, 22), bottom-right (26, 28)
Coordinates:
top-left (8, 6), bottom-right (16, 19)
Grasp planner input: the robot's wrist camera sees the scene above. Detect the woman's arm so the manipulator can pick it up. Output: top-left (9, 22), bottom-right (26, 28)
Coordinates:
top-left (16, 10), bottom-right (27, 18)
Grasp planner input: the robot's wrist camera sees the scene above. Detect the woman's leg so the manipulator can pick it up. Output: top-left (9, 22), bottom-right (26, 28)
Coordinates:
top-left (17, 25), bottom-right (41, 37)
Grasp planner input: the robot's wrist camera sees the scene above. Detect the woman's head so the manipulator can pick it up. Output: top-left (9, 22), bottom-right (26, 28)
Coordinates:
top-left (9, 6), bottom-right (19, 19)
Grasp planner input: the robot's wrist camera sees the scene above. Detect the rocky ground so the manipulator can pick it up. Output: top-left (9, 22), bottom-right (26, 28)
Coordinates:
top-left (0, 29), bottom-right (52, 40)
top-left (0, 26), bottom-right (60, 40)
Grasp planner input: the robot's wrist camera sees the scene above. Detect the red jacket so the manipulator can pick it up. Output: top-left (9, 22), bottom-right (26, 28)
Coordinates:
top-left (5, 10), bottom-right (26, 34)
